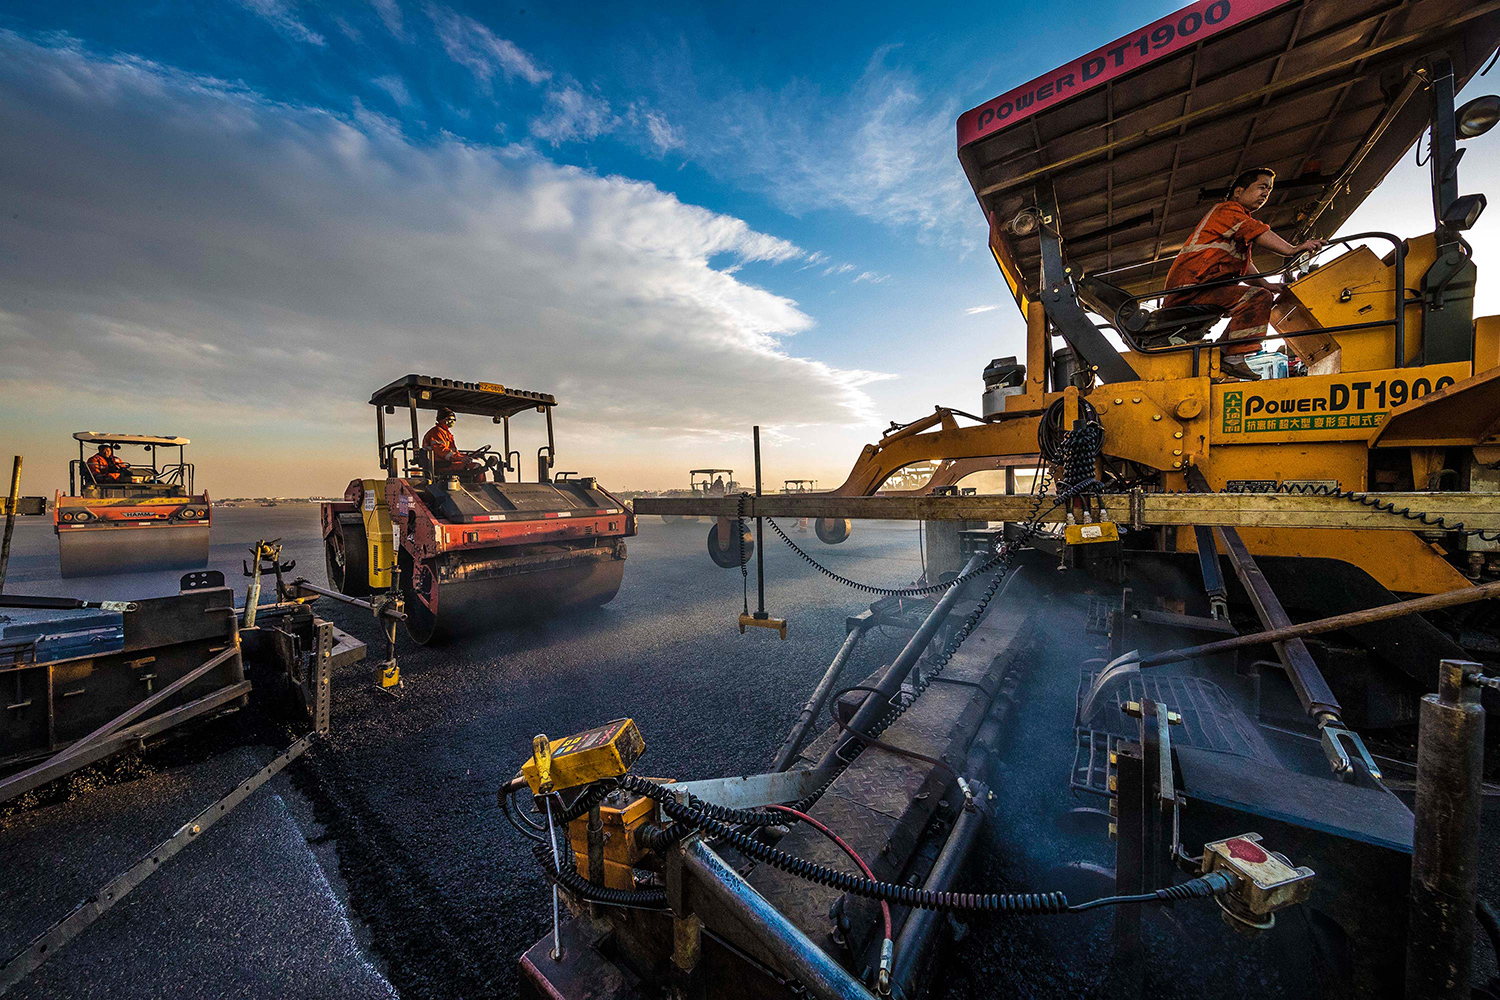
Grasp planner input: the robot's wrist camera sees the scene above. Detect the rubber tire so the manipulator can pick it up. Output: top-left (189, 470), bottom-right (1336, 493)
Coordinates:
top-left (399, 549), bottom-right (440, 646)
top-left (326, 515), bottom-right (371, 597)
top-left (815, 517), bottom-right (852, 545)
top-left (707, 520), bottom-right (754, 568)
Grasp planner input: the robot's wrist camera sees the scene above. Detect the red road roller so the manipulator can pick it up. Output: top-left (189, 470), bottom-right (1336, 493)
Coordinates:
top-left (321, 375), bottom-right (636, 644)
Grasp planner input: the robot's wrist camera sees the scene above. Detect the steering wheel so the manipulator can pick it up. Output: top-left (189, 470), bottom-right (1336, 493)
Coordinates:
top-left (464, 444), bottom-right (493, 459)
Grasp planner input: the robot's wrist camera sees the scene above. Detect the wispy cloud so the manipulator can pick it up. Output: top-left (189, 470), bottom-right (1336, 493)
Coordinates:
top-left (427, 5), bottom-right (549, 90)
top-left (0, 32), bottom-right (889, 490)
top-left (965, 304), bottom-right (1000, 315)
top-left (236, 0), bottom-right (326, 46)
top-left (371, 74), bottom-right (414, 108)
top-left (530, 86), bottom-right (615, 144)
top-left (634, 106), bottom-right (682, 156)
top-left (852, 271), bottom-right (889, 284)
top-left (824, 262), bottom-right (855, 276)
top-left (639, 46), bottom-right (971, 241)
top-left (370, 0), bottom-right (404, 39)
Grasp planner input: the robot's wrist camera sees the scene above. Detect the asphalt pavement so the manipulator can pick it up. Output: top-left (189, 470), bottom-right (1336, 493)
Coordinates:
top-left (0, 508), bottom-right (926, 999)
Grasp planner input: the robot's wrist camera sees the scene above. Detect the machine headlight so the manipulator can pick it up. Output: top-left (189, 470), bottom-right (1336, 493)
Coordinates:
top-left (1457, 95), bottom-right (1500, 140)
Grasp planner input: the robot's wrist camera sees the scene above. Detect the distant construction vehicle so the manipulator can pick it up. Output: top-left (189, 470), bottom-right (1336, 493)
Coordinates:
top-left (321, 375), bottom-right (635, 645)
top-left (53, 432), bottom-right (211, 578)
top-left (656, 469), bottom-right (740, 524)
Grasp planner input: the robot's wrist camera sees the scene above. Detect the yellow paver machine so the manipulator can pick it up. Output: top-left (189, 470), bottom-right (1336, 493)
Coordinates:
top-left (583, 3), bottom-right (1500, 997)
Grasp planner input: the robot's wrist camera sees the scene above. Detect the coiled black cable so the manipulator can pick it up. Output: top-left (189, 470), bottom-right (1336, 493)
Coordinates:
top-left (529, 830), bottom-right (668, 909)
top-left (761, 513), bottom-right (1009, 597)
top-left (1038, 397), bottom-right (1100, 464)
top-left (616, 774), bottom-right (1234, 916)
top-left (1268, 481), bottom-right (1500, 542)
top-left (619, 773), bottom-right (1067, 913)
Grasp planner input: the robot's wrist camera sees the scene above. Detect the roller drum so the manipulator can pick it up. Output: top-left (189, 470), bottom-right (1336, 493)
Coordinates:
top-left (402, 544), bottom-right (626, 645)
top-left (57, 523), bottom-right (210, 578)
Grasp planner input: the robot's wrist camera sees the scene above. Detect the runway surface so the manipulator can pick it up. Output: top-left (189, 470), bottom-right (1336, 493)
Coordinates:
top-left (0, 508), bottom-right (926, 999)
top-left (3, 508), bottom-right (1495, 998)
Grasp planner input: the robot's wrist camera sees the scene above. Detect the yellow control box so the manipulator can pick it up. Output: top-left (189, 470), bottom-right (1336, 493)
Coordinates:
top-left (523, 718), bottom-right (645, 794)
top-left (1064, 521), bottom-right (1120, 546)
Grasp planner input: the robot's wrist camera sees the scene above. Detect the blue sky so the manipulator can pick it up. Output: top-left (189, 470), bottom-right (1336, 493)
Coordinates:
top-left (1, 1), bottom-right (1496, 495)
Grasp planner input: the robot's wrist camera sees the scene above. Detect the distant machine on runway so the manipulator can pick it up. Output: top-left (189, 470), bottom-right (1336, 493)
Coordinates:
top-left (53, 432), bottom-right (211, 578)
top-left (321, 374), bottom-right (636, 645)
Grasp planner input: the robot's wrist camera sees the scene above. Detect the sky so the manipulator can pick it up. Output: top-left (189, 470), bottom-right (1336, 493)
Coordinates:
top-left (0, 1), bottom-right (1497, 497)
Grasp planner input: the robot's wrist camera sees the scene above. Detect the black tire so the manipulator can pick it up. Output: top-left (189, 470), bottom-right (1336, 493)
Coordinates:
top-left (707, 520), bottom-right (754, 568)
top-left (815, 517), bottom-right (852, 545)
top-left (399, 548), bottom-right (440, 646)
top-left (326, 514), bottom-right (371, 597)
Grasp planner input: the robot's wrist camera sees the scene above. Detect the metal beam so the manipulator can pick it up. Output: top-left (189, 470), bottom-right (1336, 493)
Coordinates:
top-left (682, 839), bottom-right (877, 1000)
top-left (634, 491), bottom-right (1500, 532)
top-left (0, 733), bottom-right (315, 994)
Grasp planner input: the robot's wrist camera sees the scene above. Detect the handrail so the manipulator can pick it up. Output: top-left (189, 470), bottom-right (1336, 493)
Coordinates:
top-left (1103, 232), bottom-right (1408, 368)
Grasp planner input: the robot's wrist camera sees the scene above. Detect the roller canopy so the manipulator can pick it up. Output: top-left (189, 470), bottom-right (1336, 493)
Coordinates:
top-left (73, 432), bottom-right (190, 446)
top-left (369, 374), bottom-right (557, 418)
top-left (958, 0), bottom-right (1500, 305)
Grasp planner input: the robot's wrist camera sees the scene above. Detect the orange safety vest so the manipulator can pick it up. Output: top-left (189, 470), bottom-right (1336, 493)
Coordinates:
top-left (87, 453), bottom-right (129, 480)
top-left (423, 425), bottom-right (459, 464)
top-left (1165, 201), bottom-right (1272, 298)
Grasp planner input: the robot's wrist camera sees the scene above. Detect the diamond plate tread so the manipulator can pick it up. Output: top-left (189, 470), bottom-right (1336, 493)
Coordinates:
top-left (748, 787), bottom-right (921, 935)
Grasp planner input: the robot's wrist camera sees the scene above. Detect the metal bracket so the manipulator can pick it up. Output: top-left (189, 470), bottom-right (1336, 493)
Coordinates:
top-left (1319, 723), bottom-right (1382, 780)
top-left (660, 768), bottom-right (836, 823)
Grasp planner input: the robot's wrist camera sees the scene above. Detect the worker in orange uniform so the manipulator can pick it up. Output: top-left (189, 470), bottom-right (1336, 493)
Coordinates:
top-left (86, 444), bottom-right (132, 483)
top-left (423, 407), bottom-right (483, 478)
top-left (1164, 167), bottom-right (1325, 381)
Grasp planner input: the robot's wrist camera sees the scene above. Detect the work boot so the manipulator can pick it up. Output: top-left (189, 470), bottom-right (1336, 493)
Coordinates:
top-left (1218, 355), bottom-right (1261, 381)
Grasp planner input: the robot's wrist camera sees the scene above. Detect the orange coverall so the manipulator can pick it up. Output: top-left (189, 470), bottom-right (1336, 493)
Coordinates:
top-left (87, 452), bottom-right (131, 483)
top-left (422, 425), bottom-right (467, 475)
top-left (1164, 201), bottom-right (1274, 357)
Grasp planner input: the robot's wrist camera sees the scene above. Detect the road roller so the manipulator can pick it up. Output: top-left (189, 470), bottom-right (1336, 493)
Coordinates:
top-left (655, 469), bottom-right (739, 524)
top-left (53, 432), bottom-right (211, 578)
top-left (321, 374), bottom-right (636, 645)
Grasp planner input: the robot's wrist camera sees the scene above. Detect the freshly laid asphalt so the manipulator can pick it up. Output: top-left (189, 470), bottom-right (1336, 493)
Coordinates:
top-left (0, 508), bottom-right (924, 999)
top-left (2, 509), bottom-right (1495, 998)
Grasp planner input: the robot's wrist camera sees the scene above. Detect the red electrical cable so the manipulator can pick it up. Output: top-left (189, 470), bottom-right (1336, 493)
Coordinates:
top-left (767, 804), bottom-right (893, 943)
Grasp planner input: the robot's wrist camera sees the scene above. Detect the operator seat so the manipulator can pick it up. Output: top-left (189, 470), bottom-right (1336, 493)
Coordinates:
top-left (1078, 274), bottom-right (1226, 349)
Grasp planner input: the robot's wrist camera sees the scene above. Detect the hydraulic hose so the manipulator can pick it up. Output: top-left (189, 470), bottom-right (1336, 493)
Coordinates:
top-left (616, 774), bottom-right (1235, 915)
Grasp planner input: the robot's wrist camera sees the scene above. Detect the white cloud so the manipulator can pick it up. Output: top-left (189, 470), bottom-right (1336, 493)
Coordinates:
top-left (371, 74), bottom-right (414, 108)
top-left (824, 263), bottom-right (856, 276)
top-left (0, 32), bottom-right (888, 491)
top-left (852, 271), bottom-right (889, 284)
top-left (530, 86), bottom-right (616, 144)
top-left (965, 304), bottom-right (1001, 315)
top-left (427, 5), bottom-right (549, 89)
top-left (638, 108), bottom-right (682, 156)
top-left (644, 47), bottom-right (971, 240)
top-left (236, 0), bottom-right (326, 46)
top-left (370, 0), bottom-right (404, 39)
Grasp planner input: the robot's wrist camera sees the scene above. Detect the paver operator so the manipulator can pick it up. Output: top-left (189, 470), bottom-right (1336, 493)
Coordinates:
top-left (1164, 167), bottom-right (1325, 381)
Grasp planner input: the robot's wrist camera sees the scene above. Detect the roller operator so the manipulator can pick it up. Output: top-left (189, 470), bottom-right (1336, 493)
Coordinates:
top-left (423, 407), bottom-right (485, 478)
top-left (1164, 167), bottom-right (1325, 381)
top-left (86, 444), bottom-right (132, 484)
